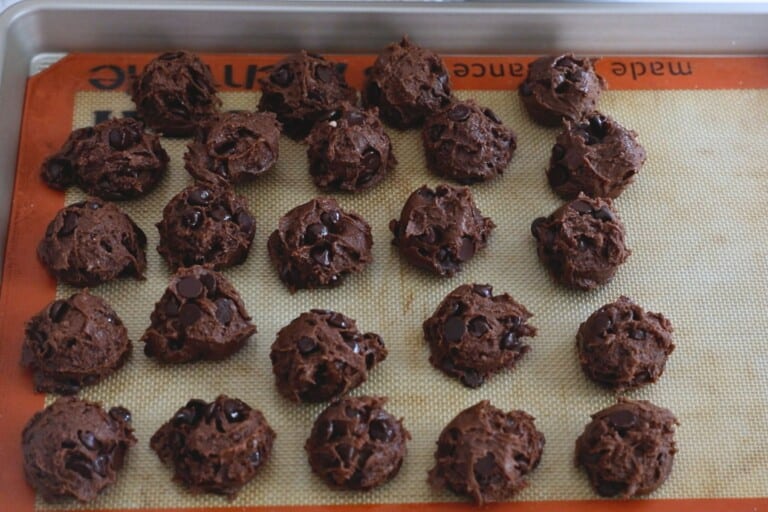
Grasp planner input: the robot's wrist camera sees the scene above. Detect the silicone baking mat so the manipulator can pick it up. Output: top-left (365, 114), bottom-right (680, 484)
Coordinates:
top-left (1, 53), bottom-right (767, 512)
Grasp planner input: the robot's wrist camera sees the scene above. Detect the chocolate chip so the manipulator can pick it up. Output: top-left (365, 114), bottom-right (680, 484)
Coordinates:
top-left (108, 128), bottom-right (131, 150)
top-left (250, 450), bottom-right (262, 466)
top-left (204, 401), bottom-right (219, 421)
top-left (200, 273), bottom-right (217, 295)
top-left (589, 115), bottom-right (607, 138)
top-left (571, 200), bottom-right (594, 214)
top-left (592, 206), bottom-right (615, 222)
top-left (483, 108), bottom-right (502, 124)
top-left (179, 303), bottom-right (202, 327)
top-left (369, 419), bottom-right (393, 442)
top-left (577, 236), bottom-right (591, 250)
top-left (108, 406), bottom-right (131, 423)
top-left (304, 223), bottom-right (329, 244)
top-left (177, 276), bottom-right (204, 299)
top-left (519, 82), bottom-right (533, 97)
top-left (630, 329), bottom-right (647, 340)
top-left (311, 246), bottom-right (332, 267)
top-left (457, 237), bottom-right (475, 262)
top-left (215, 298), bottom-right (234, 324)
top-left (315, 65), bottom-right (333, 83)
top-left (549, 165), bottom-right (569, 187)
top-left (337, 443), bottom-right (355, 464)
top-left (500, 331), bottom-right (520, 349)
top-left (472, 284), bottom-right (492, 298)
top-left (187, 188), bottom-right (212, 206)
top-left (236, 211), bottom-right (254, 233)
top-left (596, 480), bottom-right (625, 497)
top-left (468, 317), bottom-right (490, 337)
top-left (78, 430), bottom-right (98, 450)
top-left (443, 316), bottom-right (466, 343)
top-left (164, 296), bottom-right (180, 316)
top-left (365, 81), bottom-right (381, 104)
top-left (428, 124), bottom-right (445, 142)
top-left (168, 339), bottom-right (184, 351)
top-left (327, 313), bottom-right (347, 329)
top-left (474, 453), bottom-right (497, 483)
top-left (59, 212), bottom-right (78, 236)
top-left (448, 104), bottom-right (471, 122)
top-left (49, 300), bottom-right (69, 322)
top-left (552, 144), bottom-right (566, 161)
top-left (65, 454), bottom-right (92, 479)
top-left (173, 408), bottom-right (196, 426)
top-left (362, 148), bottom-right (381, 171)
top-left (608, 409), bottom-right (637, 430)
top-left (182, 208), bottom-right (202, 229)
top-left (461, 370), bottom-right (484, 388)
top-left (297, 336), bottom-right (318, 354)
top-left (591, 312), bottom-right (612, 333)
top-left (321, 209), bottom-right (341, 227)
top-left (270, 66), bottom-right (294, 86)
top-left (210, 206), bottom-right (232, 222)
top-left (223, 399), bottom-right (245, 422)
top-left (346, 110), bottom-right (364, 126)
top-left (92, 455), bottom-right (109, 477)
top-left (530, 217), bottom-right (548, 239)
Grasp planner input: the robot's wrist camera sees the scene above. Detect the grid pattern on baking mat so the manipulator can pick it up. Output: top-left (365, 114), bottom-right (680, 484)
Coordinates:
top-left (30, 83), bottom-right (768, 510)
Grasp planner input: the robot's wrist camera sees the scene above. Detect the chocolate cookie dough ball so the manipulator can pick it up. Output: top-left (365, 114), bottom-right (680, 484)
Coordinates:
top-left (422, 100), bottom-right (516, 184)
top-left (156, 183), bottom-right (255, 270)
top-left (423, 284), bottom-right (536, 388)
top-left (131, 50), bottom-right (221, 137)
top-left (548, 112), bottom-right (646, 199)
top-left (184, 111), bottom-right (281, 185)
top-left (38, 199), bottom-right (147, 287)
top-left (575, 399), bottom-right (678, 497)
top-left (21, 397), bottom-right (135, 502)
top-left (142, 266), bottom-right (256, 363)
top-left (305, 396), bottom-right (409, 490)
top-left (362, 37), bottom-right (452, 129)
top-left (519, 54), bottom-right (606, 127)
top-left (268, 197), bottom-right (373, 292)
top-left (151, 395), bottom-right (275, 497)
top-left (307, 103), bottom-right (396, 192)
top-left (577, 296), bottom-right (674, 390)
top-left (21, 291), bottom-right (131, 395)
top-left (41, 118), bottom-right (169, 200)
top-left (531, 194), bottom-right (630, 290)
top-left (258, 51), bottom-right (357, 140)
top-left (428, 400), bottom-right (545, 506)
top-left (390, 184), bottom-right (494, 277)
top-left (271, 309), bottom-right (387, 403)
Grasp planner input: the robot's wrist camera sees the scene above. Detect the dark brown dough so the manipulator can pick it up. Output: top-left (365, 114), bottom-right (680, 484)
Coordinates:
top-left (422, 100), bottom-right (516, 184)
top-left (548, 112), bottom-right (646, 199)
top-left (21, 291), bottom-right (131, 395)
top-left (21, 397), bottom-right (135, 503)
top-left (577, 296), bottom-right (674, 390)
top-left (305, 396), bottom-right (409, 490)
top-left (575, 399), bottom-right (678, 498)
top-left (270, 309), bottom-right (387, 403)
top-left (423, 284), bottom-right (536, 388)
top-left (258, 51), bottom-right (357, 140)
top-left (306, 102), bottom-right (396, 192)
top-left (390, 184), bottom-right (495, 277)
top-left (41, 117), bottom-right (169, 200)
top-left (519, 54), bottom-right (606, 127)
top-left (362, 37), bottom-right (452, 129)
top-left (142, 265), bottom-right (256, 363)
top-left (531, 194), bottom-right (630, 290)
top-left (428, 400), bottom-right (545, 506)
top-left (37, 199), bottom-right (147, 287)
top-left (268, 197), bottom-right (373, 292)
top-left (184, 111), bottom-right (281, 185)
top-left (131, 50), bottom-right (221, 137)
top-left (156, 183), bottom-right (255, 270)
top-left (150, 395), bottom-right (275, 497)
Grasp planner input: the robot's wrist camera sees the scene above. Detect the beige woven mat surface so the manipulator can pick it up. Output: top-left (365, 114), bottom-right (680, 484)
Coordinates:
top-left (40, 87), bottom-right (768, 509)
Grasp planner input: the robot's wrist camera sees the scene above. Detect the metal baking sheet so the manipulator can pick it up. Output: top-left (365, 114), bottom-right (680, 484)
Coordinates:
top-left (0, 3), bottom-right (767, 512)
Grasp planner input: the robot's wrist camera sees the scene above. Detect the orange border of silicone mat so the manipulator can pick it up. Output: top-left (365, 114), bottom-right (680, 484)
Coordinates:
top-left (2, 53), bottom-right (767, 512)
